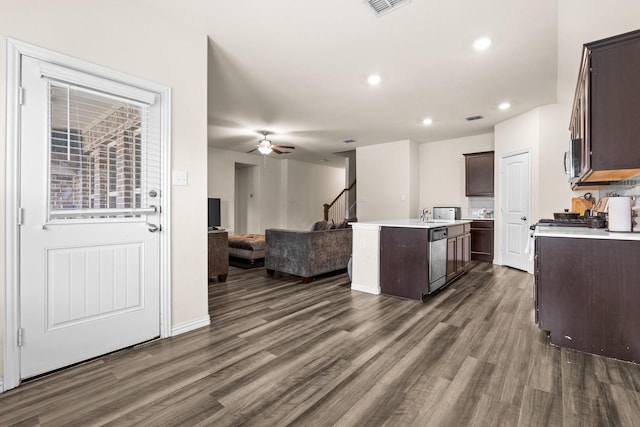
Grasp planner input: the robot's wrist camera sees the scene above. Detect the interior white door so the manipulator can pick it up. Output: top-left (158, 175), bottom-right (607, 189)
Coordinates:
top-left (500, 151), bottom-right (532, 272)
top-left (19, 56), bottom-right (161, 379)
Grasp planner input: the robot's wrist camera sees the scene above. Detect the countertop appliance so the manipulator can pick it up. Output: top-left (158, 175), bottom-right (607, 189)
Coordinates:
top-left (433, 207), bottom-right (461, 220)
top-left (428, 227), bottom-right (448, 293)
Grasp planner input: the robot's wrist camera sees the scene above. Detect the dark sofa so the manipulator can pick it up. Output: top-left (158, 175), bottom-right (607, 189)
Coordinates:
top-left (265, 227), bottom-right (353, 283)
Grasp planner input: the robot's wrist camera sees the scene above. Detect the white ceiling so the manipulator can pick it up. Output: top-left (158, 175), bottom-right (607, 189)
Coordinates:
top-left (151, 0), bottom-right (559, 167)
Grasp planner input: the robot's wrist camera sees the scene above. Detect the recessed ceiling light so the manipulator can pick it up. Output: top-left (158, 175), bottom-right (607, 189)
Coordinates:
top-left (321, 159), bottom-right (329, 162)
top-left (422, 118), bottom-right (433, 126)
top-left (343, 139), bottom-right (357, 144)
top-left (368, 74), bottom-right (381, 85)
top-left (499, 102), bottom-right (511, 110)
top-left (473, 37), bottom-right (491, 51)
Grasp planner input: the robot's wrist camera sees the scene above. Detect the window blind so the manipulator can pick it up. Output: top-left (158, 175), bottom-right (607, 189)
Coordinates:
top-left (46, 79), bottom-right (160, 220)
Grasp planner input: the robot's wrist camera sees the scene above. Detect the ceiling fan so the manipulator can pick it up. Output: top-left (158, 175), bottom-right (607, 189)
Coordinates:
top-left (247, 131), bottom-right (295, 155)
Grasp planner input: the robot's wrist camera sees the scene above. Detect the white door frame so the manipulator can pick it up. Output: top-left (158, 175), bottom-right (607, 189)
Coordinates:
top-left (496, 148), bottom-right (533, 273)
top-left (3, 38), bottom-right (172, 392)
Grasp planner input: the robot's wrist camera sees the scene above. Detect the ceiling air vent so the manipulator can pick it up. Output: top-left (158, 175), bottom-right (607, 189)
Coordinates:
top-left (365, 0), bottom-right (411, 17)
top-left (464, 114), bottom-right (484, 122)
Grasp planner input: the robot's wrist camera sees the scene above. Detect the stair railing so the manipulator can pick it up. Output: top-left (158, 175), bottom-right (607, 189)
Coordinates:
top-left (323, 181), bottom-right (356, 222)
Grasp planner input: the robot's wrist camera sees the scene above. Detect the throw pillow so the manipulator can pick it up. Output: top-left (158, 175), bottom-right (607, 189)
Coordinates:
top-left (311, 220), bottom-right (327, 231)
top-left (326, 219), bottom-right (335, 230)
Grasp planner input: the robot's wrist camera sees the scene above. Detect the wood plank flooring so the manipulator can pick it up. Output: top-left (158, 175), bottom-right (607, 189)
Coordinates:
top-left (3, 263), bottom-right (640, 426)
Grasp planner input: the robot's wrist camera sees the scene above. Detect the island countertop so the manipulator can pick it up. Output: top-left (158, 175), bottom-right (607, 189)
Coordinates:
top-left (351, 219), bottom-right (472, 229)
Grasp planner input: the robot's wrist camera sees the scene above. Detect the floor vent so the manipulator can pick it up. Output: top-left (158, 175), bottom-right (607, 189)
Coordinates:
top-left (464, 114), bottom-right (484, 121)
top-left (365, 0), bottom-right (411, 17)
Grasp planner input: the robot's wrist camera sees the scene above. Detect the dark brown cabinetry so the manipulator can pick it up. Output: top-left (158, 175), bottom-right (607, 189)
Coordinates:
top-left (208, 230), bottom-right (229, 282)
top-left (379, 223), bottom-right (471, 301)
top-left (380, 227), bottom-right (429, 301)
top-left (446, 224), bottom-right (471, 282)
top-left (569, 29), bottom-right (640, 187)
top-left (470, 220), bottom-right (494, 262)
top-left (535, 236), bottom-right (640, 363)
top-left (464, 151), bottom-right (494, 197)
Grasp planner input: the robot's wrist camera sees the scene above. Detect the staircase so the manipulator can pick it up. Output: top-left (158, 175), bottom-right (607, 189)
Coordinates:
top-left (323, 181), bottom-right (356, 223)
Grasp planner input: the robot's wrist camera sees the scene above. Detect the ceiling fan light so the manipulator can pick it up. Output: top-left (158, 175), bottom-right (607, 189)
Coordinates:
top-left (258, 144), bottom-right (272, 155)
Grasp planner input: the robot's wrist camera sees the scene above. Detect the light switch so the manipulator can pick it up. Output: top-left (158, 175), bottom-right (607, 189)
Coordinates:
top-left (172, 171), bottom-right (188, 186)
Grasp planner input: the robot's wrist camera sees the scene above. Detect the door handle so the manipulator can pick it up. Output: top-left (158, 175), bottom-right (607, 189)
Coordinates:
top-left (521, 216), bottom-right (527, 221)
top-left (147, 223), bottom-right (161, 232)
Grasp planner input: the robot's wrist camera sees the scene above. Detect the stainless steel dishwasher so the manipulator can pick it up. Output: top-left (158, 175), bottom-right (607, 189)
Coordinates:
top-left (428, 227), bottom-right (448, 293)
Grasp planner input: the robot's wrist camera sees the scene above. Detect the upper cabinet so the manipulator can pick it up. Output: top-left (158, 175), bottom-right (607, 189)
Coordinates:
top-left (570, 29), bottom-right (640, 187)
top-left (464, 151), bottom-right (494, 197)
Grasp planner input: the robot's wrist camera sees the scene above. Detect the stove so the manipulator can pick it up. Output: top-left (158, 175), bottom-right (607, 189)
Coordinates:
top-left (537, 218), bottom-right (589, 227)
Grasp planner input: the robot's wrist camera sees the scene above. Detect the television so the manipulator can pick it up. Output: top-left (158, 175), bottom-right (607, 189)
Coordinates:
top-left (208, 198), bottom-right (221, 230)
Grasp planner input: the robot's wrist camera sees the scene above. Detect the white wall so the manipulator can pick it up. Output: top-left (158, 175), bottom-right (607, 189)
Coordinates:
top-left (208, 147), bottom-right (344, 233)
top-left (538, 104), bottom-right (577, 217)
top-left (207, 147), bottom-right (283, 234)
top-left (0, 1), bottom-right (209, 380)
top-left (283, 160), bottom-right (345, 230)
top-left (419, 133), bottom-right (494, 213)
top-left (356, 140), bottom-right (420, 221)
top-left (494, 104), bottom-right (587, 267)
top-left (557, 0), bottom-right (640, 105)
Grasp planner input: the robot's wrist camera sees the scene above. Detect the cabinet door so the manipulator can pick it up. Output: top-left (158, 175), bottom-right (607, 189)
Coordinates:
top-left (464, 151), bottom-right (494, 197)
top-left (463, 233), bottom-right (471, 270)
top-left (380, 227), bottom-right (428, 300)
top-left (446, 237), bottom-right (456, 282)
top-left (590, 39), bottom-right (640, 171)
top-left (456, 235), bottom-right (465, 275)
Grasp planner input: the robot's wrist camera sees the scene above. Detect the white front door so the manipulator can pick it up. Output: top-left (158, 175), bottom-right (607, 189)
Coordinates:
top-left (500, 151), bottom-right (532, 272)
top-left (19, 56), bottom-right (162, 379)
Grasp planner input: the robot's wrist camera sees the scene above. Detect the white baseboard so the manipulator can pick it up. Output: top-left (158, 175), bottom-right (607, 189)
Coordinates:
top-left (350, 282), bottom-right (380, 295)
top-left (171, 315), bottom-right (211, 336)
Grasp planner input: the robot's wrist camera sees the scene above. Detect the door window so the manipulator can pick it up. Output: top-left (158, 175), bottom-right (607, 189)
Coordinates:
top-left (47, 81), bottom-right (154, 220)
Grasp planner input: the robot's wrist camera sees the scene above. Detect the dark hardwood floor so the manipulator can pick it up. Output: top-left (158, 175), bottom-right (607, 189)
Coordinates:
top-left (3, 263), bottom-right (640, 426)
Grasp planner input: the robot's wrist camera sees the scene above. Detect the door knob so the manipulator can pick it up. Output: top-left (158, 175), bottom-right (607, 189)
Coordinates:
top-left (521, 216), bottom-right (527, 221)
top-left (147, 223), bottom-right (161, 232)
top-left (149, 190), bottom-right (158, 198)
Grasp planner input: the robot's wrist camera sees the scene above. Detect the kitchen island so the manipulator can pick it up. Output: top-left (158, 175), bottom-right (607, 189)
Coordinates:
top-left (534, 225), bottom-right (640, 363)
top-left (350, 219), bottom-right (471, 301)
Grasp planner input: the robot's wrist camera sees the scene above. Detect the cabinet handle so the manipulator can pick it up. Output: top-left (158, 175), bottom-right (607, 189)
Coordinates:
top-left (521, 216), bottom-right (527, 221)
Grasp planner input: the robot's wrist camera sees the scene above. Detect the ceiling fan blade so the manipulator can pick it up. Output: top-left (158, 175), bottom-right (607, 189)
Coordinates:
top-left (247, 148), bottom-right (258, 153)
top-left (272, 148), bottom-right (283, 154)
top-left (273, 145), bottom-right (295, 150)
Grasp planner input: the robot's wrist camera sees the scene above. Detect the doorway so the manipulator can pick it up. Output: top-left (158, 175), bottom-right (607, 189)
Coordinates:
top-left (234, 163), bottom-right (259, 234)
top-left (4, 40), bottom-right (171, 391)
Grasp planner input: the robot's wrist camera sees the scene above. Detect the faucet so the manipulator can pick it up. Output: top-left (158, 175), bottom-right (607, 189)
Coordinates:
top-left (419, 208), bottom-right (431, 222)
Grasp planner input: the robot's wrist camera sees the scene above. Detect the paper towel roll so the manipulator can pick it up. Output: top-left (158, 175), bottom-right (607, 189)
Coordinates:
top-left (608, 197), bottom-right (632, 232)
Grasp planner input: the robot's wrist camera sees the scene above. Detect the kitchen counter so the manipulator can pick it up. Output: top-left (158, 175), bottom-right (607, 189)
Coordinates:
top-left (534, 225), bottom-right (640, 241)
top-left (350, 219), bottom-right (472, 297)
top-left (535, 230), bottom-right (640, 363)
top-left (351, 218), bottom-right (471, 229)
